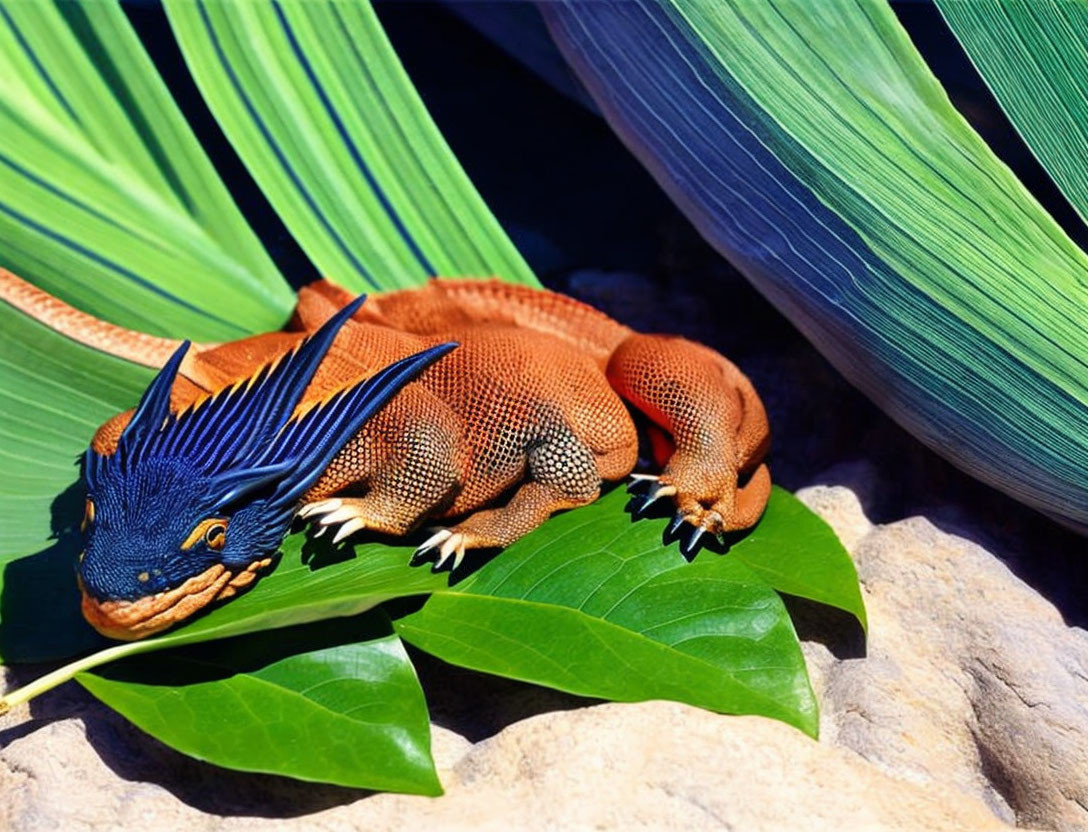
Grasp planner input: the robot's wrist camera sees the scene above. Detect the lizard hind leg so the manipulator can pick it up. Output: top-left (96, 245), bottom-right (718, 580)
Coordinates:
top-left (413, 426), bottom-right (603, 572)
top-left (606, 333), bottom-right (771, 553)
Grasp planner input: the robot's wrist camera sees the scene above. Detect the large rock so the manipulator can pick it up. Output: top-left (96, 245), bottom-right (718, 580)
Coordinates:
top-left (0, 696), bottom-right (1010, 832)
top-left (4, 478), bottom-right (1086, 831)
top-left (342, 703), bottom-right (1013, 832)
top-left (797, 477), bottom-right (1088, 832)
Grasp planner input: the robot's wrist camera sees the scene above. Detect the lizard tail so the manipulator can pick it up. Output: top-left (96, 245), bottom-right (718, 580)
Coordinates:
top-left (0, 268), bottom-right (201, 368)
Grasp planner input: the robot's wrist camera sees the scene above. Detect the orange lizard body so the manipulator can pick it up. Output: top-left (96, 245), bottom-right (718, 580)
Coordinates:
top-left (3, 271), bottom-right (770, 636)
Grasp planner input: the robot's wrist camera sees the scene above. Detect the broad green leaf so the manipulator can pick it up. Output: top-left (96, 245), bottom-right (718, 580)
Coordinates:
top-left (0, 1), bottom-right (292, 338)
top-left (543, 0), bottom-right (1088, 532)
top-left (77, 611), bottom-right (441, 794)
top-left (1, 484), bottom-right (854, 742)
top-left (163, 0), bottom-right (537, 291)
top-left (731, 489), bottom-right (865, 631)
top-left (396, 487), bottom-right (824, 737)
top-left (935, 0), bottom-right (1088, 226)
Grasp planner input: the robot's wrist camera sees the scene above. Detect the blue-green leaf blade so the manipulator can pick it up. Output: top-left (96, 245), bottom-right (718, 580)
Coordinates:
top-left (935, 0), bottom-right (1088, 228)
top-left (163, 0), bottom-right (536, 291)
top-left (0, 0), bottom-right (292, 338)
top-left (0, 298), bottom-right (152, 559)
top-left (542, 0), bottom-right (1088, 532)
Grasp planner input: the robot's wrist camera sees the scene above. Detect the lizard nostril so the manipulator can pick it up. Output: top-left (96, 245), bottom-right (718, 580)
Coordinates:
top-left (136, 571), bottom-right (150, 583)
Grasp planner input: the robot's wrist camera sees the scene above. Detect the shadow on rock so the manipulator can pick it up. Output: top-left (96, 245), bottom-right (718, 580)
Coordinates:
top-left (783, 596), bottom-right (866, 661)
top-left (83, 713), bottom-right (371, 818)
top-left (408, 645), bottom-right (597, 744)
top-left (5, 669), bottom-right (368, 819)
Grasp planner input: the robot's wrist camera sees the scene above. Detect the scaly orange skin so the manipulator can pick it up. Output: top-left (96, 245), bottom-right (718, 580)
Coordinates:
top-left (4, 270), bottom-right (771, 565)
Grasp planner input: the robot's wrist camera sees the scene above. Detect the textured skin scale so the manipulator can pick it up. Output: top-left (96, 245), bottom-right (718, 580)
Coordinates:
top-left (2, 270), bottom-right (770, 624)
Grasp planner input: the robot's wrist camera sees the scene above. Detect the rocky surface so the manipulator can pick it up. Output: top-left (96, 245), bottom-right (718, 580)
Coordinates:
top-left (3, 475), bottom-right (1086, 831)
top-left (797, 474), bottom-right (1088, 832)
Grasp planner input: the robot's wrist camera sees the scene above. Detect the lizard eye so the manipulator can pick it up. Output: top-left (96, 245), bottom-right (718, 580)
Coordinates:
top-left (81, 499), bottom-right (95, 532)
top-left (182, 518), bottom-right (229, 551)
top-left (204, 522), bottom-right (227, 550)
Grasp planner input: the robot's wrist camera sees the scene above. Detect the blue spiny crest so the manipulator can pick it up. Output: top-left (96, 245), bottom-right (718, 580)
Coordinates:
top-left (80, 296), bottom-right (456, 603)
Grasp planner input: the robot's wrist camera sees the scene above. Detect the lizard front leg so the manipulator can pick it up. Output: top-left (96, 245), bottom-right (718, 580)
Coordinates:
top-left (299, 386), bottom-right (464, 542)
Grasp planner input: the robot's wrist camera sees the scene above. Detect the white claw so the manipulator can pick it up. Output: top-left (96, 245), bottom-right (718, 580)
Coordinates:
top-left (319, 505), bottom-right (361, 526)
top-left (414, 528), bottom-right (453, 559)
top-left (332, 517), bottom-right (367, 544)
top-left (647, 484), bottom-right (677, 505)
top-left (298, 498), bottom-right (341, 519)
top-left (313, 525), bottom-right (329, 538)
top-left (434, 533), bottom-right (467, 571)
top-left (628, 473), bottom-right (660, 482)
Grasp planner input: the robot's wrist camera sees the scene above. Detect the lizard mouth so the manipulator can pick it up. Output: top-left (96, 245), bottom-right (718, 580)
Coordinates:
top-left (79, 558), bottom-right (273, 641)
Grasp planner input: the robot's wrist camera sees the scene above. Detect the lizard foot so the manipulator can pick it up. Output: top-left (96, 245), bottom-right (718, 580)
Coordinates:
top-left (411, 529), bottom-right (470, 573)
top-left (627, 474), bottom-right (712, 556)
top-left (626, 465), bottom-right (771, 557)
top-left (298, 498), bottom-right (369, 544)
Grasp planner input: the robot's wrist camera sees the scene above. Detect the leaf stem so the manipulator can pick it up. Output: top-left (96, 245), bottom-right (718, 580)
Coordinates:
top-left (0, 641), bottom-right (141, 715)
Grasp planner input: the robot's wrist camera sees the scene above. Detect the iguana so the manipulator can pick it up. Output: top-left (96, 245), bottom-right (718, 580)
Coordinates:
top-left (0, 270), bottom-right (770, 640)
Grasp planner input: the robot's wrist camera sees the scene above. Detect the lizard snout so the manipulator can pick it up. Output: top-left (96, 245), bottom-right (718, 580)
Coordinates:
top-left (78, 558), bottom-right (272, 641)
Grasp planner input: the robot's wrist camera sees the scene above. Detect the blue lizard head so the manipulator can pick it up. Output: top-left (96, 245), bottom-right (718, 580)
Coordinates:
top-left (78, 296), bottom-right (455, 640)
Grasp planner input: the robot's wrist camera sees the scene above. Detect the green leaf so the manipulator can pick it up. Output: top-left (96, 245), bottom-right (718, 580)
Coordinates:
top-left (0, 520), bottom-right (444, 665)
top-left (163, 0), bottom-right (537, 291)
top-left (396, 487), bottom-right (829, 737)
top-left (730, 489), bottom-right (866, 632)
top-left (2, 483), bottom-right (856, 743)
top-left (935, 0), bottom-right (1088, 227)
top-left (0, 1), bottom-right (292, 338)
top-left (543, 0), bottom-right (1088, 531)
top-left (0, 298), bottom-right (152, 559)
top-left (76, 611), bottom-right (441, 794)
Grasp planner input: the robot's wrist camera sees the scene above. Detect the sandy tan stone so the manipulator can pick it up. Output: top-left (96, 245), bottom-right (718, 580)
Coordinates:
top-left (796, 485), bottom-right (1088, 832)
top-left (271, 702), bottom-right (1009, 832)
